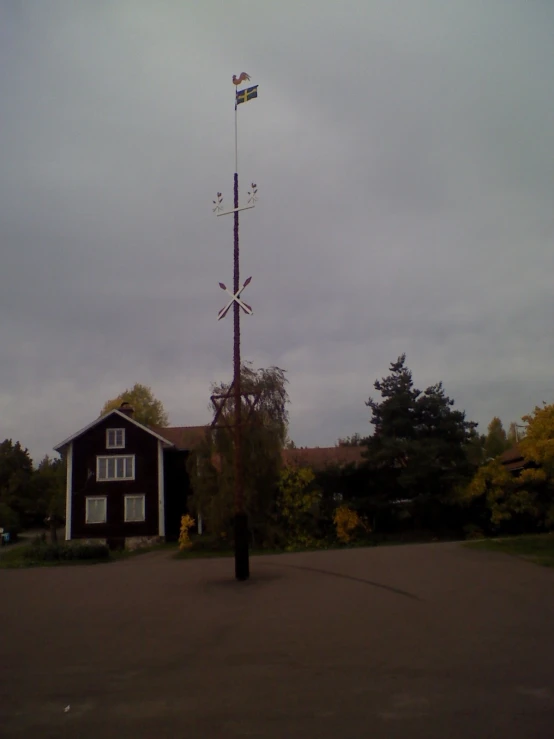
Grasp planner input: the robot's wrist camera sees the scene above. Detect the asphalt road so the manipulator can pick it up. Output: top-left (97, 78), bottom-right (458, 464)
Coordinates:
top-left (1, 542), bottom-right (553, 738)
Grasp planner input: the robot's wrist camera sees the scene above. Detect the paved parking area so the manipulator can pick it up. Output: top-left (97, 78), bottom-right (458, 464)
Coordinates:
top-left (1, 542), bottom-right (554, 738)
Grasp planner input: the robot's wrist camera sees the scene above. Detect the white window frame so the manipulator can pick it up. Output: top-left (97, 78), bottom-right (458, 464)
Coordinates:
top-left (96, 455), bottom-right (135, 481)
top-left (85, 496), bottom-right (107, 524)
top-left (124, 494), bottom-right (146, 523)
top-left (106, 428), bottom-right (125, 449)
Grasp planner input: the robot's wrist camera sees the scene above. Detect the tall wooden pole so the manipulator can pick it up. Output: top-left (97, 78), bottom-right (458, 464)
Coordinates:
top-left (233, 117), bottom-right (249, 581)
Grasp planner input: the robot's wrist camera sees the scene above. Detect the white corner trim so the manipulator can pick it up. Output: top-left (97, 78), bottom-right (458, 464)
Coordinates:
top-left (158, 440), bottom-right (165, 537)
top-left (65, 442), bottom-right (73, 540)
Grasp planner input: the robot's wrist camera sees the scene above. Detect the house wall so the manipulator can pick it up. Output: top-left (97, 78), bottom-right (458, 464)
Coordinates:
top-left (70, 415), bottom-right (159, 543)
top-left (163, 449), bottom-right (191, 541)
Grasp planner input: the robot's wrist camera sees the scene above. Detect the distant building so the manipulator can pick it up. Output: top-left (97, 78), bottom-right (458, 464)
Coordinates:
top-left (282, 445), bottom-right (365, 470)
top-left (499, 444), bottom-right (527, 474)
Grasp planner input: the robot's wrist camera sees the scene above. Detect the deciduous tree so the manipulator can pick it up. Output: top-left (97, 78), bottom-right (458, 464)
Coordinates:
top-left (483, 417), bottom-right (511, 459)
top-left (337, 433), bottom-right (365, 447)
top-left (100, 383), bottom-right (169, 427)
top-left (0, 439), bottom-right (34, 532)
top-left (30, 456), bottom-right (66, 543)
top-left (277, 466), bottom-right (320, 549)
top-left (187, 364), bottom-right (289, 547)
top-left (464, 402), bottom-right (554, 532)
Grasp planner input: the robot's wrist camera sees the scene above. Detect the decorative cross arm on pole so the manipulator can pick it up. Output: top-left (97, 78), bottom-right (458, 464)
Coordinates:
top-left (212, 192), bottom-right (223, 213)
top-left (212, 183), bottom-right (258, 217)
top-left (217, 276), bottom-right (253, 320)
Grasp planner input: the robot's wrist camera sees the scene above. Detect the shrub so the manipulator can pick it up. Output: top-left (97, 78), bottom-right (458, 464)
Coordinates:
top-left (333, 505), bottom-right (370, 544)
top-left (277, 466), bottom-right (322, 549)
top-left (463, 523), bottom-right (485, 540)
top-left (62, 543), bottom-right (109, 560)
top-left (0, 503), bottom-right (21, 536)
top-left (24, 543), bottom-right (59, 561)
top-left (178, 514), bottom-right (196, 550)
top-left (24, 542), bottom-right (110, 562)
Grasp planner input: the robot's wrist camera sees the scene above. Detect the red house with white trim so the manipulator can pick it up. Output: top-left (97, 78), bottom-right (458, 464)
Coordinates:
top-left (54, 403), bottom-right (205, 548)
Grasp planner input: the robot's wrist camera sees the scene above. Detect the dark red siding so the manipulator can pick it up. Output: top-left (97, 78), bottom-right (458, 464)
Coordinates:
top-left (70, 415), bottom-right (159, 541)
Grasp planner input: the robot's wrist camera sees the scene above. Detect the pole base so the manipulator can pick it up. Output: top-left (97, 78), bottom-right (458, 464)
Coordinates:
top-left (234, 512), bottom-right (250, 581)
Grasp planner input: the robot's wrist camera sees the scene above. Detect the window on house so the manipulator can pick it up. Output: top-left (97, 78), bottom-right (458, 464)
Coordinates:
top-left (106, 428), bottom-right (125, 449)
top-left (124, 495), bottom-right (145, 522)
top-left (86, 497), bottom-right (107, 524)
top-left (97, 455), bottom-right (135, 481)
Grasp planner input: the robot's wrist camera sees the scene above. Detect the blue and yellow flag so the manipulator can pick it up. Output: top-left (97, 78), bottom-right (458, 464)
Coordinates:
top-left (236, 85), bottom-right (258, 106)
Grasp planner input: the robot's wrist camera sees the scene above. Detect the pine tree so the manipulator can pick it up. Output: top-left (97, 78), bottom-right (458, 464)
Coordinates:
top-left (484, 417), bottom-right (510, 459)
top-left (364, 356), bottom-right (477, 515)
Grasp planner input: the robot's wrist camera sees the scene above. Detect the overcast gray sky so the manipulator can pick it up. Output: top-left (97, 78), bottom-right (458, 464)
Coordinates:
top-left (1, 1), bottom-right (553, 463)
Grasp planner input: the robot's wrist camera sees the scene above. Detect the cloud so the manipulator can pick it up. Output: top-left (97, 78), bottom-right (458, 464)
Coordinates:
top-left (1, 0), bottom-right (553, 461)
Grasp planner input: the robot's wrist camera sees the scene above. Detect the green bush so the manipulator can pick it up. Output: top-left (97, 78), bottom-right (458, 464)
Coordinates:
top-left (24, 542), bottom-right (110, 562)
top-left (463, 523), bottom-right (485, 540)
top-left (24, 543), bottom-right (59, 561)
top-left (64, 543), bottom-right (109, 560)
top-left (0, 503), bottom-right (21, 535)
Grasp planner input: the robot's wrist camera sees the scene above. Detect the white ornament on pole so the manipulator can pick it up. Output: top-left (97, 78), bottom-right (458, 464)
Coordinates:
top-left (217, 277), bottom-right (253, 320)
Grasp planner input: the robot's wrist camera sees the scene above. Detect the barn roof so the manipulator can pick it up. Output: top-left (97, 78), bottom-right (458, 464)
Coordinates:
top-left (152, 426), bottom-right (208, 451)
top-left (283, 445), bottom-right (365, 470)
top-left (499, 444), bottom-right (524, 463)
top-left (499, 444), bottom-right (526, 472)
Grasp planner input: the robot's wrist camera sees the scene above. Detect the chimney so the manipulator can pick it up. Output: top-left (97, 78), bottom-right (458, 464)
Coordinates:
top-left (119, 402), bottom-right (135, 418)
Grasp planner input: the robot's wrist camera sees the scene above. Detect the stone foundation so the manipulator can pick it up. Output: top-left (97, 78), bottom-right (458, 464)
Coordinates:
top-left (70, 536), bottom-right (163, 551)
top-left (79, 538), bottom-right (107, 546)
top-left (125, 536), bottom-right (163, 551)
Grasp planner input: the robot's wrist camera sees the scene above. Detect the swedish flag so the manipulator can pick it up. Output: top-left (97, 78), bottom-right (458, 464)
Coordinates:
top-left (236, 85), bottom-right (258, 106)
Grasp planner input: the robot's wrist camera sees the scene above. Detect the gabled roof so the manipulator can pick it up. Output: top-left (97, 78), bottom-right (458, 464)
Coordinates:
top-left (283, 446), bottom-right (365, 470)
top-left (53, 409), bottom-right (175, 453)
top-left (152, 425), bottom-right (207, 451)
top-left (500, 444), bottom-right (523, 463)
top-left (499, 444), bottom-right (526, 472)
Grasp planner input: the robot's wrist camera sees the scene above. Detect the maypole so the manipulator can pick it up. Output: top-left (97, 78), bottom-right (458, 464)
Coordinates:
top-left (212, 73), bottom-right (258, 581)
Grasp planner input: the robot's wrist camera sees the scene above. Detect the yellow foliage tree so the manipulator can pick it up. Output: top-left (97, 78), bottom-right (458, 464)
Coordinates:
top-left (465, 402), bottom-right (554, 530)
top-left (277, 466), bottom-right (321, 550)
top-left (520, 403), bottom-right (554, 473)
top-left (100, 383), bottom-right (169, 427)
top-left (469, 460), bottom-right (541, 526)
top-left (333, 505), bottom-right (368, 544)
top-left (178, 514), bottom-right (195, 550)
top-left (519, 403), bottom-right (554, 526)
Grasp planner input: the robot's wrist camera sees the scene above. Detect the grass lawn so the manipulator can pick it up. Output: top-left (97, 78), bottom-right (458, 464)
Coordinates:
top-left (0, 541), bottom-right (172, 569)
top-left (466, 533), bottom-right (554, 567)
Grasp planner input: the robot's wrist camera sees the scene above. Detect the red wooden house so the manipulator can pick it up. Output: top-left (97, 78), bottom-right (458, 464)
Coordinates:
top-left (53, 403), bottom-right (205, 548)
